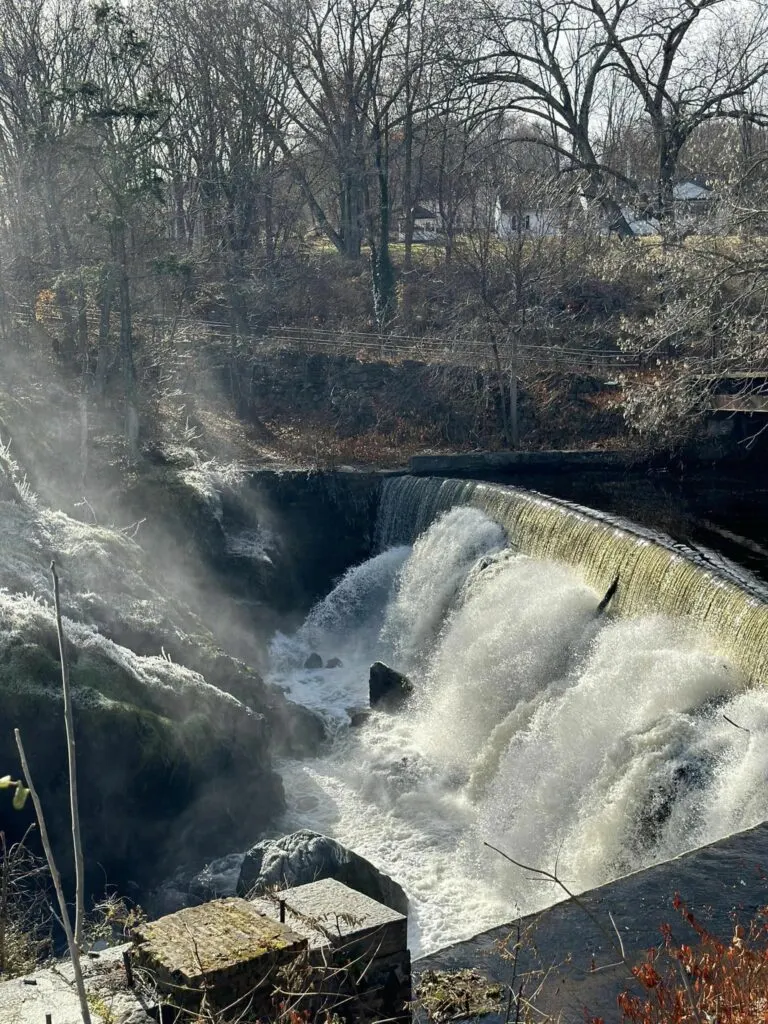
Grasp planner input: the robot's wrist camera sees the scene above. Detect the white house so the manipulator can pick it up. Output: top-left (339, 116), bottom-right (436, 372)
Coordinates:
top-left (397, 181), bottom-right (718, 242)
top-left (495, 204), bottom-right (564, 238)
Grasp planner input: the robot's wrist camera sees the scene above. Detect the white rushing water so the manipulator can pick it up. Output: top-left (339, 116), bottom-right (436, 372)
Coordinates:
top-left (267, 506), bottom-right (768, 956)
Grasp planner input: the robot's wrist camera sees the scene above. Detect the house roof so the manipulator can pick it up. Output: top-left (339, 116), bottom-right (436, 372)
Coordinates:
top-left (620, 206), bottom-right (660, 235)
top-left (673, 181), bottom-right (711, 201)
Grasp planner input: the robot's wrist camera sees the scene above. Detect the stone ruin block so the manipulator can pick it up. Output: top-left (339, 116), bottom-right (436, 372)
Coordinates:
top-left (252, 877), bottom-right (411, 1022)
top-left (131, 896), bottom-right (306, 1015)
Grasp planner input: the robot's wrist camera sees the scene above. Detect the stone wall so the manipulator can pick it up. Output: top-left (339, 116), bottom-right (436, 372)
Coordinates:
top-left (417, 819), bottom-right (768, 1023)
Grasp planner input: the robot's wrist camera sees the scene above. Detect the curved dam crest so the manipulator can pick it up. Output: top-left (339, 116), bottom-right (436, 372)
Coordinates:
top-left (377, 475), bottom-right (768, 687)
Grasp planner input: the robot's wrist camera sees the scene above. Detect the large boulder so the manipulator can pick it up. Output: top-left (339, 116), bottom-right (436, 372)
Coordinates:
top-left (369, 662), bottom-right (413, 709)
top-left (236, 830), bottom-right (408, 916)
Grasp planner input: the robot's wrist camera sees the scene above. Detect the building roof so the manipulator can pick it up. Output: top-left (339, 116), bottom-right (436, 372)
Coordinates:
top-left (673, 181), bottom-right (711, 202)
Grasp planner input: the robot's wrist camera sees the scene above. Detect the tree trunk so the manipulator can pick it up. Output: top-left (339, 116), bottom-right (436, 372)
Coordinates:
top-left (509, 334), bottom-right (519, 449)
top-left (401, 98), bottom-right (415, 325)
top-left (581, 160), bottom-right (634, 238)
top-left (96, 266), bottom-right (114, 396)
top-left (341, 170), bottom-right (364, 260)
top-left (371, 124), bottom-right (397, 326)
top-left (113, 220), bottom-right (138, 454)
top-left (657, 131), bottom-right (684, 228)
top-left (489, 330), bottom-right (510, 446)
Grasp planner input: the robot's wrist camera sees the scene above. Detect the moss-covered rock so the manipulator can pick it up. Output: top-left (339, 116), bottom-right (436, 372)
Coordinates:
top-left (0, 401), bottom-right (330, 895)
top-left (0, 593), bottom-right (285, 891)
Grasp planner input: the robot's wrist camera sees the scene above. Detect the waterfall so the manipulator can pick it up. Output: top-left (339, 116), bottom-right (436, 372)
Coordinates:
top-left (269, 482), bottom-right (768, 956)
top-left (377, 475), bottom-right (768, 688)
top-left (380, 506), bottom-right (506, 671)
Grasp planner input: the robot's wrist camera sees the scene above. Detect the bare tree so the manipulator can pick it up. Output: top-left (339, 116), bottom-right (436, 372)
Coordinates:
top-left (258, 0), bottom-right (421, 321)
top-left (471, 0), bottom-right (636, 235)
top-left (161, 0), bottom-right (303, 301)
top-left (589, 0), bottom-right (768, 226)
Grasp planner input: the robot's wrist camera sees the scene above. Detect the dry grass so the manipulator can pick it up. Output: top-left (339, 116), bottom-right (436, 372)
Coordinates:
top-left (262, 419), bottom-right (480, 469)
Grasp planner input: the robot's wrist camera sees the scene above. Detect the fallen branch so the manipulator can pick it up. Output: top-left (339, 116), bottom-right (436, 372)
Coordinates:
top-left (484, 841), bottom-right (628, 965)
top-left (723, 714), bottom-right (750, 733)
top-left (597, 575), bottom-right (620, 616)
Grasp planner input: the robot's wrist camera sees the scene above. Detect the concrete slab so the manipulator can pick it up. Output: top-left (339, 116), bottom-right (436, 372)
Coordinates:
top-left (0, 945), bottom-right (153, 1024)
top-left (132, 897), bottom-right (306, 1010)
top-left (251, 877), bottom-right (407, 959)
top-left (252, 878), bottom-right (411, 1024)
top-left (417, 818), bottom-right (768, 1024)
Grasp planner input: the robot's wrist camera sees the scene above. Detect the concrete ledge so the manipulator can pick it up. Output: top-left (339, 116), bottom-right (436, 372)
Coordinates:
top-left (417, 819), bottom-right (768, 1023)
top-left (0, 945), bottom-right (153, 1024)
top-left (408, 451), bottom-right (646, 477)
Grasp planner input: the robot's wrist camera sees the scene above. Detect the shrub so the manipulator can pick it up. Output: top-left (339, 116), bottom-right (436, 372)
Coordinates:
top-left (0, 828), bottom-right (51, 978)
top-left (613, 894), bottom-right (768, 1024)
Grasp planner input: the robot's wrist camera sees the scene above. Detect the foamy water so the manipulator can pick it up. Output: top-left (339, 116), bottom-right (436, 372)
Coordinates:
top-left (267, 507), bottom-right (767, 956)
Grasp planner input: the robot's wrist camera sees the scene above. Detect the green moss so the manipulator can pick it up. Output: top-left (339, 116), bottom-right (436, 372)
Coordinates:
top-left (0, 637), bottom-right (60, 690)
top-left (136, 899), bottom-right (305, 979)
top-left (73, 649), bottom-right (156, 712)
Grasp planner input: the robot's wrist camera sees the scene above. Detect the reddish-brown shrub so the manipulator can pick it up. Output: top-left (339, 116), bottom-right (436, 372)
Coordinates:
top-left (613, 895), bottom-right (768, 1024)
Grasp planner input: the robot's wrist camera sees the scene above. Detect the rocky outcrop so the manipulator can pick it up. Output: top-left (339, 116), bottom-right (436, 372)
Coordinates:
top-left (236, 470), bottom-right (380, 613)
top-left (369, 662), bottom-right (413, 709)
top-left (0, 446), bottom-right (326, 896)
top-left (236, 830), bottom-right (408, 916)
top-left (0, 594), bottom-right (285, 892)
top-left (304, 652), bottom-right (323, 669)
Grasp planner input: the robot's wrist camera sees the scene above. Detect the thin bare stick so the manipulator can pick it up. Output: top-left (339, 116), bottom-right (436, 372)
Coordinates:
top-left (14, 730), bottom-right (92, 1024)
top-left (673, 951), bottom-right (703, 1024)
top-left (723, 714), bottom-right (750, 733)
top-left (608, 911), bottom-right (626, 961)
top-left (51, 561), bottom-right (85, 949)
top-left (484, 841), bottom-right (627, 964)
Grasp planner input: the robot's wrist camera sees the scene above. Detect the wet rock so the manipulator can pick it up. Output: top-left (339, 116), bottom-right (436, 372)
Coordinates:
top-left (304, 652), bottom-right (323, 669)
top-left (147, 879), bottom-right (195, 919)
top-left (188, 853), bottom-right (246, 901)
top-left (243, 470), bottom-right (380, 614)
top-left (265, 696), bottom-right (327, 757)
top-left (236, 829), bottom-right (408, 916)
top-left (326, 657), bottom-right (344, 669)
top-left (348, 708), bottom-right (371, 728)
top-left (369, 662), bottom-right (413, 709)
